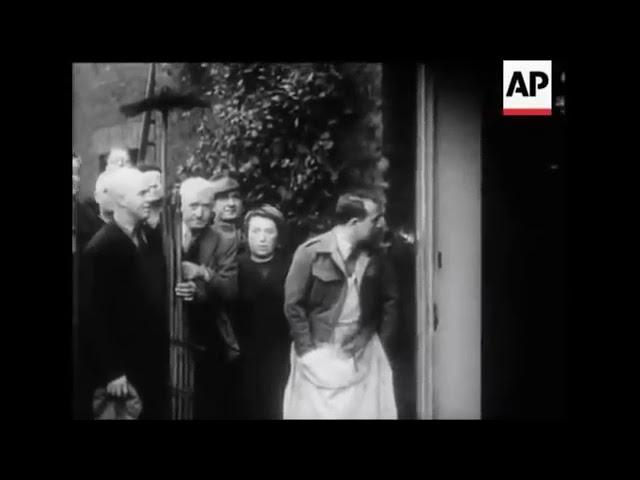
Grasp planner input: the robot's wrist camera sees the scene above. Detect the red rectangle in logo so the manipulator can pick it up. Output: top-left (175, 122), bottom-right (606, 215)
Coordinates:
top-left (502, 108), bottom-right (552, 116)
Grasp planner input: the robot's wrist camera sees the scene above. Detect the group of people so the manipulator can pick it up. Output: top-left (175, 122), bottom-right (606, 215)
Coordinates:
top-left (73, 147), bottom-right (399, 420)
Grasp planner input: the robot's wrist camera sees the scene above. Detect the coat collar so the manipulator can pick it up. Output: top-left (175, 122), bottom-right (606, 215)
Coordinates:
top-left (314, 229), bottom-right (373, 279)
top-left (313, 229), bottom-right (345, 276)
top-left (103, 221), bottom-right (139, 251)
top-left (214, 219), bottom-right (240, 233)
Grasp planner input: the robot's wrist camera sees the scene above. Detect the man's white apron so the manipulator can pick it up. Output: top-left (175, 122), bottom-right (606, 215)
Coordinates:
top-left (283, 253), bottom-right (397, 420)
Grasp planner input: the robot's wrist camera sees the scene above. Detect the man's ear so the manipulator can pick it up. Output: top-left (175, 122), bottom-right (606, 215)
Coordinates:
top-left (347, 217), bottom-right (359, 227)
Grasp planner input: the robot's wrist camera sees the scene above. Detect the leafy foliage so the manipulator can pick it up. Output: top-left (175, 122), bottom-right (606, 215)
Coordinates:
top-left (168, 62), bottom-right (381, 240)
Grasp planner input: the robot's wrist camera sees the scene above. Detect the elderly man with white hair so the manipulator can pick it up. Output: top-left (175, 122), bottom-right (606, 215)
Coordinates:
top-left (93, 170), bottom-right (116, 225)
top-left (76, 149), bottom-right (134, 248)
top-left (81, 167), bottom-right (170, 419)
top-left (174, 176), bottom-right (239, 419)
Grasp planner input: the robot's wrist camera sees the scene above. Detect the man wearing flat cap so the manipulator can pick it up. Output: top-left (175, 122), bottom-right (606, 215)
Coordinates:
top-left (207, 173), bottom-right (247, 415)
top-left (209, 173), bottom-right (245, 253)
top-left (175, 177), bottom-right (239, 419)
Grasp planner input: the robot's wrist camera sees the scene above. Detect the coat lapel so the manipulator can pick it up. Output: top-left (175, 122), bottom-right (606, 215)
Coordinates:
top-left (108, 222), bottom-right (138, 252)
top-left (355, 252), bottom-right (371, 284)
top-left (317, 230), bottom-right (348, 278)
top-left (330, 250), bottom-right (348, 278)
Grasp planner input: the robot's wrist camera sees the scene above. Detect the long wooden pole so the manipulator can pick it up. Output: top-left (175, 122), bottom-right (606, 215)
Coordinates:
top-left (161, 110), bottom-right (194, 420)
top-left (160, 111), bottom-right (170, 415)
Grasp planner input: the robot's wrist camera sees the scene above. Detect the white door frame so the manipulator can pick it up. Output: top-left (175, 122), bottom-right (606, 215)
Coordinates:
top-left (415, 64), bottom-right (436, 419)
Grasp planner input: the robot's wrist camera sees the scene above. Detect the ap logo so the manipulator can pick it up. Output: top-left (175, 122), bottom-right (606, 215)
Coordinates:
top-left (503, 60), bottom-right (552, 116)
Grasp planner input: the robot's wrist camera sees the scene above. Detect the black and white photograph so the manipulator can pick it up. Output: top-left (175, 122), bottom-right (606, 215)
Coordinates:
top-left (72, 61), bottom-right (567, 420)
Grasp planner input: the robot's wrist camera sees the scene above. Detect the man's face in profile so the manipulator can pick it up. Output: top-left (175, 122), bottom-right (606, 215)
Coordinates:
top-left (142, 171), bottom-right (164, 203)
top-left (355, 199), bottom-right (386, 247)
top-left (120, 178), bottom-right (152, 222)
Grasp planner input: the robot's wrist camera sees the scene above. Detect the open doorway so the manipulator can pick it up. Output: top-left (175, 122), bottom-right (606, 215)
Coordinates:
top-left (384, 62), bottom-right (484, 419)
top-left (410, 61), bottom-right (567, 420)
top-left (382, 64), bottom-right (418, 419)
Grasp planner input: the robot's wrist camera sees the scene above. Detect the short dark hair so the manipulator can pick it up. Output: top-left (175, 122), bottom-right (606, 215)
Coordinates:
top-left (244, 204), bottom-right (284, 232)
top-left (244, 204), bottom-right (287, 248)
top-left (334, 188), bottom-right (382, 225)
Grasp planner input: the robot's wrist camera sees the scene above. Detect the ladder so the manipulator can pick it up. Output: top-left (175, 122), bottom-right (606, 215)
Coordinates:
top-left (137, 63), bottom-right (157, 165)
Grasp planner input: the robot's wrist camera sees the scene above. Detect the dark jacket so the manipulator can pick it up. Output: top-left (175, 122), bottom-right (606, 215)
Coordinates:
top-left (81, 221), bottom-right (169, 419)
top-left (73, 198), bottom-right (106, 419)
top-left (187, 225), bottom-right (239, 304)
top-left (284, 229), bottom-right (398, 356)
top-left (235, 252), bottom-right (291, 353)
top-left (75, 198), bottom-right (105, 254)
top-left (235, 252), bottom-right (292, 419)
top-left (182, 225), bottom-right (239, 419)
top-left (213, 220), bottom-right (246, 257)
top-left (183, 225), bottom-right (238, 353)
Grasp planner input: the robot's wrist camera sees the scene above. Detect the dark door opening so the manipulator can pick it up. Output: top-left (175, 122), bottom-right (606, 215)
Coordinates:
top-left (481, 64), bottom-right (567, 419)
top-left (382, 64), bottom-right (417, 419)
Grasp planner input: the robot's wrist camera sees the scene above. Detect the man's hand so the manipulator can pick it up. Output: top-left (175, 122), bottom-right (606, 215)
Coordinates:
top-left (295, 342), bottom-right (316, 359)
top-left (342, 331), bottom-right (371, 359)
top-left (106, 375), bottom-right (128, 397)
top-left (181, 261), bottom-right (205, 281)
top-left (175, 281), bottom-right (197, 301)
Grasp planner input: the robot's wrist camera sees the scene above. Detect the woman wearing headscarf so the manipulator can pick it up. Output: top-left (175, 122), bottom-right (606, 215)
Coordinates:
top-left (234, 205), bottom-right (292, 419)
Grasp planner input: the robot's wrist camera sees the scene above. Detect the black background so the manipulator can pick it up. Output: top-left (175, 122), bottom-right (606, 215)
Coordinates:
top-left (481, 61), bottom-right (568, 419)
